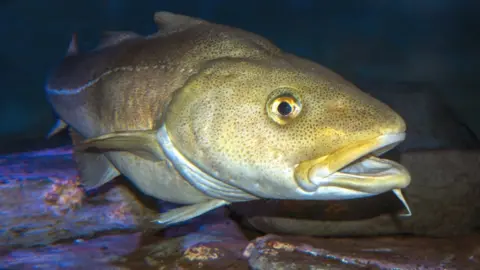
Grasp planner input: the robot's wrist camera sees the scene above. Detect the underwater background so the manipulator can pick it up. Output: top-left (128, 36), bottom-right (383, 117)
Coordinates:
top-left (1, 0), bottom-right (480, 269)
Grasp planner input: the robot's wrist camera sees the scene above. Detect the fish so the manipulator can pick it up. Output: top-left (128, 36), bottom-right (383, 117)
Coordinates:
top-left (45, 11), bottom-right (412, 228)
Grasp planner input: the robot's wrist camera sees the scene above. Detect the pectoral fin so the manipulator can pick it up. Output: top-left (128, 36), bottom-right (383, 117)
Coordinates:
top-left (75, 130), bottom-right (165, 162)
top-left (75, 152), bottom-right (121, 189)
top-left (153, 199), bottom-right (229, 227)
top-left (70, 128), bottom-right (120, 189)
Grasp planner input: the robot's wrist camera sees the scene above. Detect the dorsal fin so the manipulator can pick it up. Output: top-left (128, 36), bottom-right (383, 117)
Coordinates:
top-left (96, 31), bottom-right (142, 50)
top-left (153, 11), bottom-right (205, 35)
top-left (66, 33), bottom-right (78, 56)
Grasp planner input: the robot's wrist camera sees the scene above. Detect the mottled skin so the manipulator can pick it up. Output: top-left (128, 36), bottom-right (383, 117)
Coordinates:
top-left (46, 12), bottom-right (409, 225)
top-left (167, 57), bottom-right (405, 199)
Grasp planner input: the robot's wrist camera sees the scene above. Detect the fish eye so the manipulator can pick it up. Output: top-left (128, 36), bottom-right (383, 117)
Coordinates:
top-left (266, 90), bottom-right (302, 125)
top-left (277, 101), bottom-right (293, 116)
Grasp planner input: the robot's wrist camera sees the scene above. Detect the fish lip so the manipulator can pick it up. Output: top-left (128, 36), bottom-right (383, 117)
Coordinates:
top-left (294, 132), bottom-right (410, 193)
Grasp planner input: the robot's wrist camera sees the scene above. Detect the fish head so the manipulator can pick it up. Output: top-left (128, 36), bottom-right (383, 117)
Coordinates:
top-left (160, 55), bottom-right (410, 202)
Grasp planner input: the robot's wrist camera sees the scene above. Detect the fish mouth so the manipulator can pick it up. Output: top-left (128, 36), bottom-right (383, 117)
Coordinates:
top-left (294, 133), bottom-right (410, 198)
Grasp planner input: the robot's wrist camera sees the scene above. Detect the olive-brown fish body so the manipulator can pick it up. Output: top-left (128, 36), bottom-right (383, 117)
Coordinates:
top-left (46, 12), bottom-right (288, 204)
top-left (45, 12), bottom-right (412, 226)
top-left (45, 27), bottom-right (212, 204)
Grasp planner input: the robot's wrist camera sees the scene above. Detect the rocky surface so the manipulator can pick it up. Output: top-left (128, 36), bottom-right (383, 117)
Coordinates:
top-left (1, 146), bottom-right (480, 269)
top-left (1, 216), bottom-right (250, 269)
top-left (244, 234), bottom-right (480, 269)
top-left (0, 147), bottom-right (159, 248)
top-left (5, 231), bottom-right (480, 269)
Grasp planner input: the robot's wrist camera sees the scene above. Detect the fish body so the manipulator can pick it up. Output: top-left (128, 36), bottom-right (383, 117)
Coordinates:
top-left (46, 29), bottom-right (212, 205)
top-left (45, 12), bottom-right (411, 227)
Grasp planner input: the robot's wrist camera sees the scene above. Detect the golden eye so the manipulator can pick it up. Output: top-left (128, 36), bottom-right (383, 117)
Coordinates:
top-left (266, 92), bottom-right (302, 125)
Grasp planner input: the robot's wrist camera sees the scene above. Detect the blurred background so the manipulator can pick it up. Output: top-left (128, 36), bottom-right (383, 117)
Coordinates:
top-left (0, 0), bottom-right (479, 153)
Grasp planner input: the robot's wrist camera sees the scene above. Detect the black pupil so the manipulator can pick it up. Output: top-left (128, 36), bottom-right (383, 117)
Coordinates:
top-left (277, 101), bottom-right (293, 116)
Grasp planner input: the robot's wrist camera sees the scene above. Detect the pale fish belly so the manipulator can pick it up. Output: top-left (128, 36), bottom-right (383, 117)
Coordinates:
top-left (105, 152), bottom-right (211, 204)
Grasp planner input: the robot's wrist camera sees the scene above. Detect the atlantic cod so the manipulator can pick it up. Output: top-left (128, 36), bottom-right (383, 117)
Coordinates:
top-left (45, 11), bottom-right (412, 227)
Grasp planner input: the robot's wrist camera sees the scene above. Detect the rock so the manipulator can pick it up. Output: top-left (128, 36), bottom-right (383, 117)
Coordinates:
top-left (244, 234), bottom-right (480, 269)
top-left (4, 226), bottom-right (480, 269)
top-left (1, 216), bottom-right (250, 269)
top-left (234, 149), bottom-right (480, 237)
top-left (123, 218), bottom-right (250, 269)
top-left (438, 84), bottom-right (480, 141)
top-left (0, 146), bottom-right (159, 248)
top-left (0, 233), bottom-right (142, 269)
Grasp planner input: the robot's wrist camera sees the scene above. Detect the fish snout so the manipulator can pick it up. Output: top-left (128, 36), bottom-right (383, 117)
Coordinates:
top-left (292, 101), bottom-right (409, 199)
top-left (379, 109), bottom-right (407, 137)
